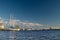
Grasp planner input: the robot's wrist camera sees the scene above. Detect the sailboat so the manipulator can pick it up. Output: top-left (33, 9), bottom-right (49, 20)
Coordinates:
top-left (9, 15), bottom-right (20, 31)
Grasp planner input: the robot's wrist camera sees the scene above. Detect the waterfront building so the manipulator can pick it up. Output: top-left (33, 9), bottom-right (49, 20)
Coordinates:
top-left (0, 23), bottom-right (4, 29)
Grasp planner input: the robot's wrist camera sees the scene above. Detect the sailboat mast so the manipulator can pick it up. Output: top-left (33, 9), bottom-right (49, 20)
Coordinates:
top-left (10, 14), bottom-right (14, 27)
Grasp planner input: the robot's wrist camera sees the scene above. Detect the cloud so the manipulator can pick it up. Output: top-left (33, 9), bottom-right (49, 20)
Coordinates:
top-left (16, 21), bottom-right (47, 29)
top-left (18, 20), bottom-right (45, 27)
top-left (25, 22), bottom-right (44, 26)
top-left (0, 17), bottom-right (46, 29)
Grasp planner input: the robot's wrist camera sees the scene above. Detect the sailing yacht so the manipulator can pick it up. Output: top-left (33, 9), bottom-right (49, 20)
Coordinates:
top-left (9, 15), bottom-right (20, 31)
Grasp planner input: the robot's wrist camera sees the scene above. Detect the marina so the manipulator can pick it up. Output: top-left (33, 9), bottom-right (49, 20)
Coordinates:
top-left (0, 0), bottom-right (60, 40)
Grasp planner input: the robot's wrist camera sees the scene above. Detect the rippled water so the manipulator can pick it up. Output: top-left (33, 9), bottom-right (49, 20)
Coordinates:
top-left (0, 30), bottom-right (60, 40)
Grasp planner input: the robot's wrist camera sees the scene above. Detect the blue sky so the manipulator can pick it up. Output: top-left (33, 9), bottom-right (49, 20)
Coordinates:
top-left (0, 0), bottom-right (60, 28)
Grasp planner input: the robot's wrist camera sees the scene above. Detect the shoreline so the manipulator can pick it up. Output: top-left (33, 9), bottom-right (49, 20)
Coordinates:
top-left (0, 29), bottom-right (60, 31)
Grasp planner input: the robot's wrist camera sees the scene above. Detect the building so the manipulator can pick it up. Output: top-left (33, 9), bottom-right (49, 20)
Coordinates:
top-left (0, 23), bottom-right (4, 29)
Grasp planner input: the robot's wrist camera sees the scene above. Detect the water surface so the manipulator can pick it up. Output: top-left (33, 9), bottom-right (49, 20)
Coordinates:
top-left (0, 30), bottom-right (60, 40)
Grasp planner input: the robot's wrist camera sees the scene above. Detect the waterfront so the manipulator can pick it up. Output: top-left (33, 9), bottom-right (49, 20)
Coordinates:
top-left (0, 30), bottom-right (60, 40)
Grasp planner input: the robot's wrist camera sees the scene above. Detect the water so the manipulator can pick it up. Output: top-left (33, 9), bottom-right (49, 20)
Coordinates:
top-left (0, 30), bottom-right (60, 40)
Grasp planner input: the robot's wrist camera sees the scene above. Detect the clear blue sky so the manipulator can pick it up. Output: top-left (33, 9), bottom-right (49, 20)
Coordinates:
top-left (0, 0), bottom-right (60, 27)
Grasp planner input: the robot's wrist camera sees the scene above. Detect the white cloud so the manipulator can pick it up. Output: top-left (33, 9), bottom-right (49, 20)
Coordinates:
top-left (18, 21), bottom-right (45, 27)
top-left (0, 17), bottom-right (46, 29)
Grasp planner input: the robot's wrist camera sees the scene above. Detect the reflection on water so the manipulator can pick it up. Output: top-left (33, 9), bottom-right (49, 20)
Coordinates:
top-left (0, 30), bottom-right (60, 40)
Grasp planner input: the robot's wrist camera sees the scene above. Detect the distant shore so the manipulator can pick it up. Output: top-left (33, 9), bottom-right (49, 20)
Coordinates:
top-left (0, 29), bottom-right (60, 31)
